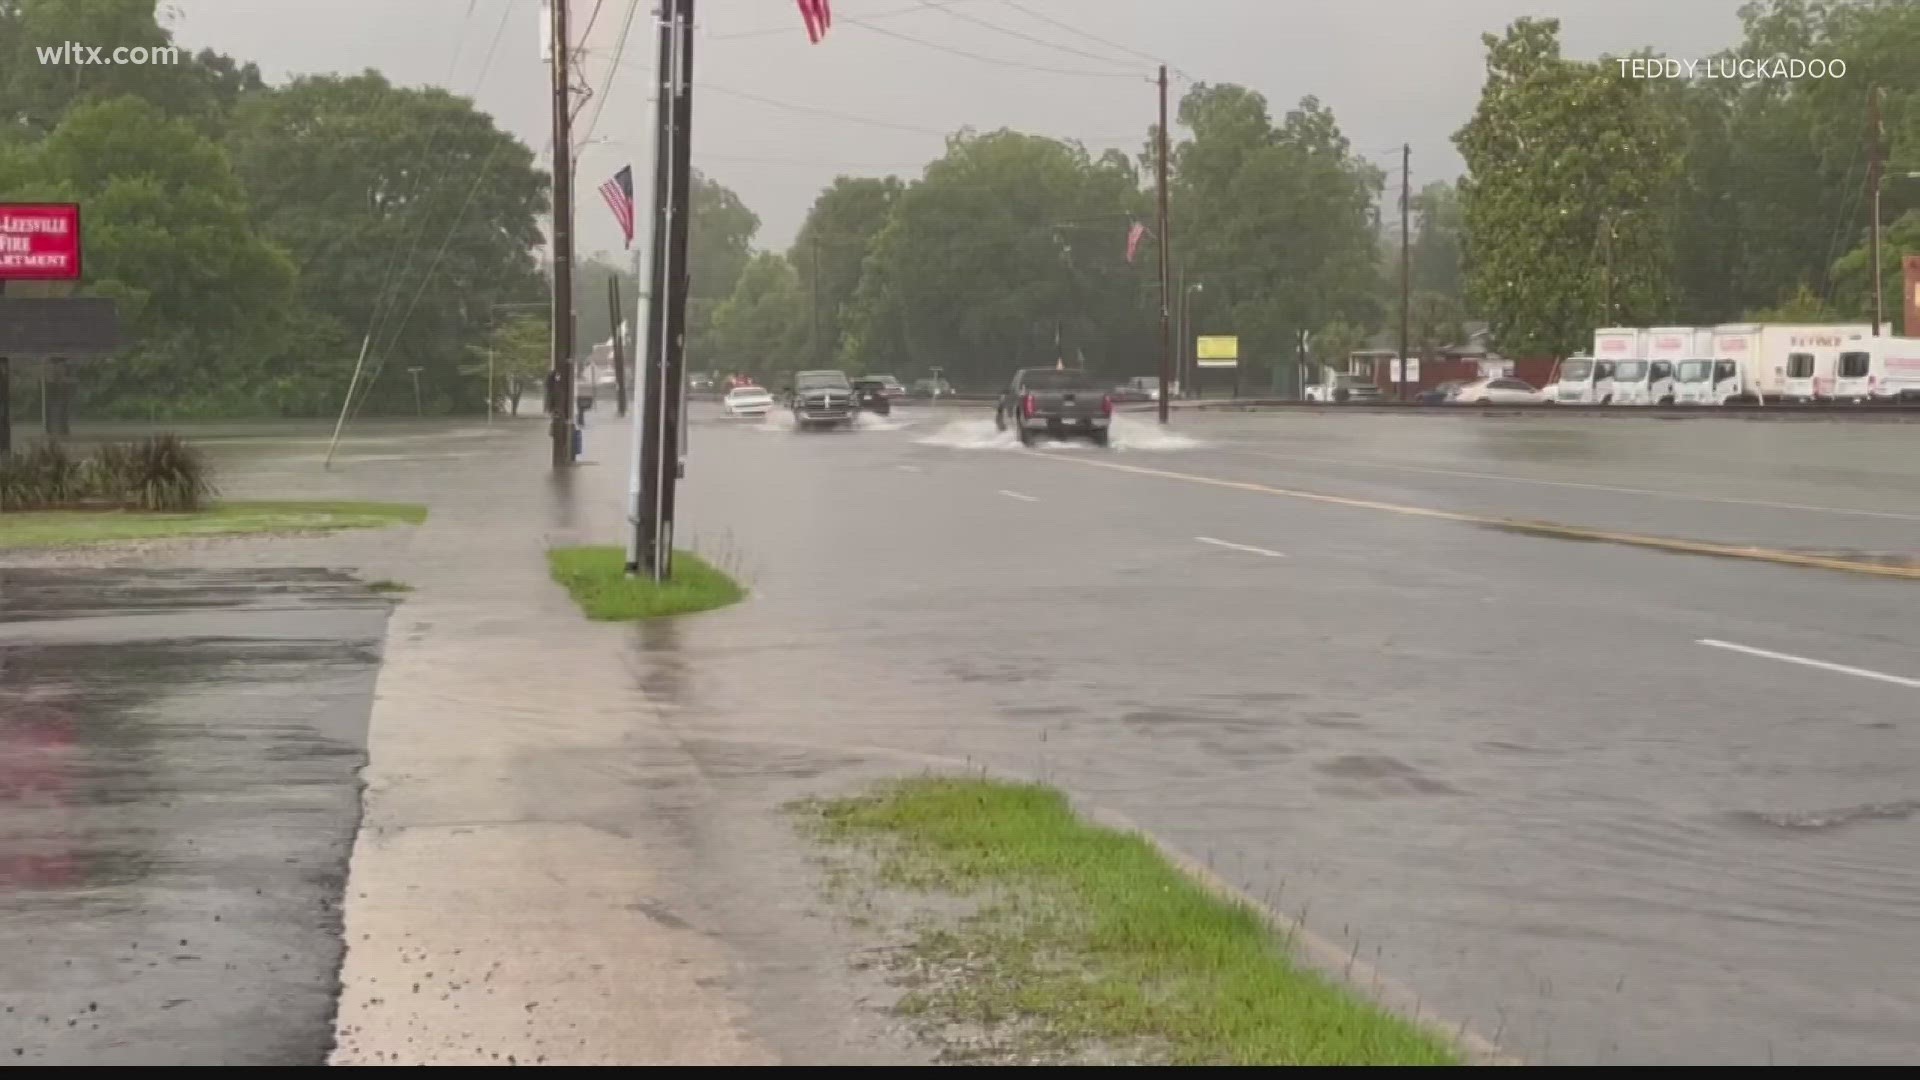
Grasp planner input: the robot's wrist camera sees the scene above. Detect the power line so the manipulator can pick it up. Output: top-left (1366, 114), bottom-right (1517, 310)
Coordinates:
top-left (995, 0), bottom-right (1192, 80)
top-left (699, 82), bottom-right (952, 136)
top-left (910, 0), bottom-right (1145, 70)
top-left (843, 17), bottom-right (1143, 80)
top-left (360, 1), bottom-right (499, 386)
top-left (578, 0), bottom-right (644, 150)
top-left (710, 0), bottom-right (995, 40)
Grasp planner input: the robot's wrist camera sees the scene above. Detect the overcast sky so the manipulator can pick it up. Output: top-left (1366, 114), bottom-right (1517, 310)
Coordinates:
top-left (166, 0), bottom-right (1751, 257)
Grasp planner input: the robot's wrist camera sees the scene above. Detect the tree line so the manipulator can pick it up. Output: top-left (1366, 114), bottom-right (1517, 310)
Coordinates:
top-left (0, 0), bottom-right (760, 419)
top-left (3, 0), bottom-right (1912, 415)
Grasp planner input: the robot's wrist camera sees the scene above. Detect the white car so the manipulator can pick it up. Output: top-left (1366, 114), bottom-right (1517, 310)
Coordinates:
top-left (722, 385), bottom-right (773, 417)
top-left (1449, 377), bottom-right (1543, 404)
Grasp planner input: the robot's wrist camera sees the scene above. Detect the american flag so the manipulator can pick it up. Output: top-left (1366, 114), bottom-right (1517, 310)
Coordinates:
top-left (797, 0), bottom-right (832, 44)
top-left (1125, 221), bottom-right (1147, 264)
top-left (598, 165), bottom-right (635, 248)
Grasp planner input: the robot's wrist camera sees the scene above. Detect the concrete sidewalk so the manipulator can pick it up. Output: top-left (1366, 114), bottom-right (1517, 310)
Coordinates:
top-left (162, 420), bottom-right (913, 1066)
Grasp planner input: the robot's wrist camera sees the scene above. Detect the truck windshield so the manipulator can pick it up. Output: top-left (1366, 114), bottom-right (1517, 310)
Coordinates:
top-left (1676, 360), bottom-right (1713, 382)
top-left (1560, 359), bottom-right (1593, 383)
top-left (797, 373), bottom-right (848, 391)
top-left (1613, 361), bottom-right (1648, 381)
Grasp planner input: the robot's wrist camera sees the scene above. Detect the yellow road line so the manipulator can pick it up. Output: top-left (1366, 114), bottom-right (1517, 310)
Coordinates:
top-left (1039, 454), bottom-right (1920, 582)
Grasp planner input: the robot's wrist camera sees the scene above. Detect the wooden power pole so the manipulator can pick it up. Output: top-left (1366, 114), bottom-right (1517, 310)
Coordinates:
top-left (1399, 142), bottom-right (1411, 399)
top-left (1868, 85), bottom-right (1885, 336)
top-left (547, 0), bottom-right (577, 468)
top-left (1156, 64), bottom-right (1172, 425)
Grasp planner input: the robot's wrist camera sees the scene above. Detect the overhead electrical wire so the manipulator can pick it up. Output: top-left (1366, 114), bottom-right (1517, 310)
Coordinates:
top-left (841, 16), bottom-right (1141, 80)
top-left (995, 0), bottom-right (1194, 80)
top-left (909, 0), bottom-right (1148, 69)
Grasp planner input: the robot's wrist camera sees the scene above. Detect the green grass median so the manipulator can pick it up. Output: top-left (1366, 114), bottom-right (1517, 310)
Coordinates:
top-left (0, 500), bottom-right (427, 549)
top-left (802, 777), bottom-right (1460, 1066)
top-left (546, 545), bottom-right (745, 620)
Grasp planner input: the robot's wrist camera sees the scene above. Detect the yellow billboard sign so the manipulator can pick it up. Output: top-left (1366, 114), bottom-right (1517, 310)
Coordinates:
top-left (1195, 335), bottom-right (1239, 367)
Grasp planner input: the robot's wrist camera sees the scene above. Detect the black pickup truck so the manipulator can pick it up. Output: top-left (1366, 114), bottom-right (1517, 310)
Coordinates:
top-left (995, 367), bottom-right (1114, 446)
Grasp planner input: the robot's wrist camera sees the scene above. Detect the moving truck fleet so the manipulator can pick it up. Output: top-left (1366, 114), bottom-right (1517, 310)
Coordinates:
top-left (1560, 323), bottom-right (1915, 405)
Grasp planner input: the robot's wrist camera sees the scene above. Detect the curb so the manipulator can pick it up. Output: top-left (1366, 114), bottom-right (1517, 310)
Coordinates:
top-left (829, 743), bottom-right (1517, 1065)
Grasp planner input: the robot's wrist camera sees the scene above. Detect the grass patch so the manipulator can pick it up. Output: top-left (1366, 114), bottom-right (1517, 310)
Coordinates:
top-left (366, 579), bottom-right (414, 594)
top-left (0, 500), bottom-right (427, 549)
top-left (546, 544), bottom-right (744, 620)
top-left (802, 777), bottom-right (1459, 1066)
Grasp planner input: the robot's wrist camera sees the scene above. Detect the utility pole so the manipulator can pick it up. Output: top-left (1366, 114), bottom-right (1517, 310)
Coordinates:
top-left (1868, 84), bottom-right (1885, 336)
top-left (630, 1), bottom-right (675, 577)
top-left (547, 0), bottom-right (577, 468)
top-left (1399, 142), bottom-right (1411, 400)
top-left (1156, 64), bottom-right (1172, 425)
top-left (654, 0), bottom-right (696, 582)
top-left (408, 366), bottom-right (424, 416)
top-left (810, 232), bottom-right (822, 365)
top-left (609, 275), bottom-right (628, 416)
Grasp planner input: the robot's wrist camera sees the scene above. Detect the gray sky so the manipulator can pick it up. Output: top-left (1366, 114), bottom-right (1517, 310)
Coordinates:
top-left (166, 0), bottom-right (1750, 257)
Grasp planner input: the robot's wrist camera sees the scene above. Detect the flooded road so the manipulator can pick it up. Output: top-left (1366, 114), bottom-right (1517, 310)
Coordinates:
top-left (8, 406), bottom-right (1917, 1064)
top-left (648, 406), bottom-right (1920, 1065)
top-left (0, 568), bottom-right (389, 1065)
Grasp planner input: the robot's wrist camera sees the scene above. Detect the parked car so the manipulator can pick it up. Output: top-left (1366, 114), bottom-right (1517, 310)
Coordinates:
top-left (722, 385), bottom-right (774, 417)
top-left (1449, 377), bottom-right (1543, 404)
top-left (1304, 374), bottom-right (1383, 402)
top-left (995, 367), bottom-right (1113, 446)
top-left (1115, 376), bottom-right (1161, 402)
top-left (909, 377), bottom-right (954, 399)
top-left (851, 377), bottom-right (893, 416)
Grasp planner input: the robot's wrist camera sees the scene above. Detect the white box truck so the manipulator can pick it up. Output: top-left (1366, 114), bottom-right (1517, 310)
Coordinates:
top-left (1556, 328), bottom-right (1638, 403)
top-left (1675, 325), bottom-right (1757, 404)
top-left (1614, 326), bottom-right (1693, 405)
top-left (1761, 324), bottom-right (1875, 402)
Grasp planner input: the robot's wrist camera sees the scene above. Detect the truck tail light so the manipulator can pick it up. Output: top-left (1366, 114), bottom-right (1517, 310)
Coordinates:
top-left (1022, 393), bottom-right (1036, 418)
top-left (1100, 394), bottom-right (1114, 417)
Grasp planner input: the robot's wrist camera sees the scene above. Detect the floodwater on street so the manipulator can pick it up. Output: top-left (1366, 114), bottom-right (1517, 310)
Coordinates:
top-left (5, 404), bottom-right (1919, 1065)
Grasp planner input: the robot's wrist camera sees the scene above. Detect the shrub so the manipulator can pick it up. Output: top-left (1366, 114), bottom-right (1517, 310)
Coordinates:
top-left (0, 434), bottom-right (215, 512)
top-left (96, 434), bottom-right (215, 511)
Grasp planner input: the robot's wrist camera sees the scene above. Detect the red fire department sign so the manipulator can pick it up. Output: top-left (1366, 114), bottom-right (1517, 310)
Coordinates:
top-left (0, 203), bottom-right (81, 281)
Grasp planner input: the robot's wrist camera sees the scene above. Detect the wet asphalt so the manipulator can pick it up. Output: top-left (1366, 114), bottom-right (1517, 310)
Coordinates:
top-left (646, 406), bottom-right (1920, 1066)
top-left (5, 405), bottom-right (1918, 1065)
top-left (0, 568), bottom-right (390, 1065)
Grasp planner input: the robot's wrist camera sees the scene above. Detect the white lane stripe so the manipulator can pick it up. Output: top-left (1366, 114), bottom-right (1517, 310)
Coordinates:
top-left (1195, 536), bottom-right (1286, 558)
top-left (998, 489), bottom-right (1039, 502)
top-left (1238, 450), bottom-right (1920, 524)
top-left (1697, 638), bottom-right (1920, 690)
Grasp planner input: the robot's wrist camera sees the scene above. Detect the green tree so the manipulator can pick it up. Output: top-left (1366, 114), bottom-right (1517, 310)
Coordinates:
top-left (0, 0), bottom-right (262, 139)
top-left (225, 72), bottom-right (548, 415)
top-left (690, 170), bottom-right (759, 302)
top-left (790, 176), bottom-right (903, 368)
top-left (1454, 18), bottom-right (1680, 356)
top-left (843, 130), bottom-right (1150, 388)
top-left (702, 253), bottom-right (804, 380)
top-left (463, 313), bottom-right (549, 416)
top-left (1168, 85), bottom-right (1383, 395)
top-left (1409, 180), bottom-right (1465, 300)
top-left (9, 95), bottom-right (312, 416)
top-left (1748, 281), bottom-right (1844, 322)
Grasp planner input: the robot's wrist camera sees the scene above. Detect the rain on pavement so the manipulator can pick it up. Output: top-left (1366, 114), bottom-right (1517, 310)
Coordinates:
top-left (3, 405), bottom-right (1918, 1065)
